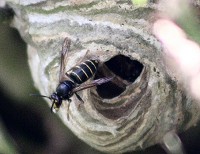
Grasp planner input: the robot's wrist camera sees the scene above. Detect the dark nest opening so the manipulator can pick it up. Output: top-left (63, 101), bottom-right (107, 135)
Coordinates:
top-left (94, 54), bottom-right (144, 99)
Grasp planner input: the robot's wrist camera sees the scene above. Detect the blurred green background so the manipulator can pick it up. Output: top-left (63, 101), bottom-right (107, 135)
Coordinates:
top-left (1, 11), bottom-right (200, 154)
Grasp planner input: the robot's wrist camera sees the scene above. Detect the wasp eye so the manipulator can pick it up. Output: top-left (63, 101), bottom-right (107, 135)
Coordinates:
top-left (51, 93), bottom-right (59, 101)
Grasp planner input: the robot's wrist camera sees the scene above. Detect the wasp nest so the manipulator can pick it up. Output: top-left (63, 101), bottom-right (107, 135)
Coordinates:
top-left (7, 0), bottom-right (200, 153)
top-left (27, 41), bottom-right (200, 153)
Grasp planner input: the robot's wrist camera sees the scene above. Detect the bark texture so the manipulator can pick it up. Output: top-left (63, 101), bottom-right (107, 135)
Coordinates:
top-left (5, 0), bottom-right (200, 153)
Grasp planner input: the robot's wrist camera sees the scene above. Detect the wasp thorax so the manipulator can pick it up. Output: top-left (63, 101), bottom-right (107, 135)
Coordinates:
top-left (56, 81), bottom-right (74, 99)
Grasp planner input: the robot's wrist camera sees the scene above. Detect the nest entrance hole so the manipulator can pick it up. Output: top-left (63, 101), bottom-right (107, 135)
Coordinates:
top-left (94, 54), bottom-right (144, 99)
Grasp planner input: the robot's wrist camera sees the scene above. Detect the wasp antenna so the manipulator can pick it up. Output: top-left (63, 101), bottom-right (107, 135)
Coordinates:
top-left (30, 93), bottom-right (51, 100)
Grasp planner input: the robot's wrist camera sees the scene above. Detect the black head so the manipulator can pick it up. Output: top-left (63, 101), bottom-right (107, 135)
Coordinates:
top-left (30, 81), bottom-right (74, 113)
top-left (30, 93), bottom-right (63, 113)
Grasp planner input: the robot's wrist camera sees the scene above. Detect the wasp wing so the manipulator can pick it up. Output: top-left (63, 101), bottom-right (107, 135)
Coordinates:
top-left (72, 77), bottom-right (114, 93)
top-left (59, 37), bottom-right (71, 82)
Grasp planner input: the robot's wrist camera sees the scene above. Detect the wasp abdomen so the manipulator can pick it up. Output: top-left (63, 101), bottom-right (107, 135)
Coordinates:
top-left (69, 60), bottom-right (98, 84)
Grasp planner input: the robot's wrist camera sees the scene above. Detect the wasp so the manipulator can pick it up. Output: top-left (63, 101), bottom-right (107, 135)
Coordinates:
top-left (33, 37), bottom-right (113, 114)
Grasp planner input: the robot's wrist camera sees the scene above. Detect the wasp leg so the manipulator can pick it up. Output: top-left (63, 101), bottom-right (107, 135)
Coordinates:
top-left (75, 92), bottom-right (84, 109)
top-left (67, 99), bottom-right (71, 120)
top-left (50, 102), bottom-right (55, 113)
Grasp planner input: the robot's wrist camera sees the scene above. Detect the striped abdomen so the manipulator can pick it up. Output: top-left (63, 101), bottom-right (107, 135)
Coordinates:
top-left (69, 60), bottom-right (98, 84)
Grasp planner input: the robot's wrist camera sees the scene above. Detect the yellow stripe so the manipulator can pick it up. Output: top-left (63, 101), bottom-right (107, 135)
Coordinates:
top-left (86, 60), bottom-right (97, 70)
top-left (71, 72), bottom-right (82, 82)
top-left (82, 62), bottom-right (94, 75)
top-left (76, 66), bottom-right (89, 78)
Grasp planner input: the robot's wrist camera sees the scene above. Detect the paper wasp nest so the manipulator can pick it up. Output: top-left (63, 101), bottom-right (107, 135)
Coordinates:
top-left (6, 0), bottom-right (200, 153)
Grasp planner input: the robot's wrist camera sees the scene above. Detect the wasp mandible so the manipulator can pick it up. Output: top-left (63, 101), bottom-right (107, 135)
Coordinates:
top-left (33, 37), bottom-right (113, 113)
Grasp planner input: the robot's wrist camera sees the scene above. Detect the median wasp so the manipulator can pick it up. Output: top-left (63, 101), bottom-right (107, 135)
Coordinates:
top-left (31, 37), bottom-right (113, 115)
